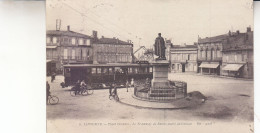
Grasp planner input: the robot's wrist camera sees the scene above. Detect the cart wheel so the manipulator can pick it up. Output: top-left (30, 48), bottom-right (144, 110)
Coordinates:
top-left (48, 96), bottom-right (59, 105)
top-left (114, 95), bottom-right (119, 101)
top-left (87, 89), bottom-right (94, 95)
top-left (109, 95), bottom-right (113, 100)
top-left (70, 90), bottom-right (77, 97)
top-left (81, 89), bottom-right (88, 96)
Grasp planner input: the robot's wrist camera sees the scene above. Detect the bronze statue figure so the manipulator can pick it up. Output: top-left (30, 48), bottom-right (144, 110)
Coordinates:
top-left (154, 33), bottom-right (166, 60)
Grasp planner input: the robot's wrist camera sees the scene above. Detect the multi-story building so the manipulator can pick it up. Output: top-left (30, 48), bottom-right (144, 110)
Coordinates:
top-left (92, 34), bottom-right (133, 64)
top-left (170, 44), bottom-right (198, 73)
top-left (221, 27), bottom-right (253, 78)
top-left (197, 34), bottom-right (226, 75)
top-left (46, 26), bottom-right (93, 72)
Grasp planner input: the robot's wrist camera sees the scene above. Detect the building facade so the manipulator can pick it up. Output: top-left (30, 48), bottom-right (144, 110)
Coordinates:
top-left (170, 44), bottom-right (198, 73)
top-left (197, 35), bottom-right (226, 75)
top-left (221, 28), bottom-right (253, 78)
top-left (92, 35), bottom-right (133, 64)
top-left (46, 26), bottom-right (93, 72)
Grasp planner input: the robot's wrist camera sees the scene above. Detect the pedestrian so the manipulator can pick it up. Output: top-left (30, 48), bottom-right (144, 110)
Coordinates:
top-left (109, 83), bottom-right (114, 96)
top-left (46, 81), bottom-right (50, 104)
top-left (130, 78), bottom-right (135, 87)
top-left (126, 80), bottom-right (129, 92)
top-left (75, 80), bottom-right (81, 94)
top-left (51, 72), bottom-right (56, 82)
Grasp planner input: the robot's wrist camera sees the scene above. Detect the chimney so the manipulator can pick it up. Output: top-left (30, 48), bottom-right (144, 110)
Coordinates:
top-left (236, 30), bottom-right (240, 34)
top-left (92, 30), bottom-right (97, 40)
top-left (247, 26), bottom-right (251, 32)
top-left (228, 30), bottom-right (231, 36)
top-left (101, 36), bottom-right (104, 38)
top-left (67, 25), bottom-right (70, 31)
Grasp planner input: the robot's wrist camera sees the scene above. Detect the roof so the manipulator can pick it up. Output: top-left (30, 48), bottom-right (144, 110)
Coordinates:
top-left (47, 30), bottom-right (92, 38)
top-left (171, 45), bottom-right (197, 49)
top-left (198, 34), bottom-right (228, 44)
top-left (223, 31), bottom-right (253, 51)
top-left (63, 63), bottom-right (150, 68)
top-left (95, 37), bottom-right (132, 45)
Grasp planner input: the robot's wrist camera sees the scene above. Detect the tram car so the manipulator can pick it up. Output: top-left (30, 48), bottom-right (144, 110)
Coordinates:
top-left (62, 62), bottom-right (153, 89)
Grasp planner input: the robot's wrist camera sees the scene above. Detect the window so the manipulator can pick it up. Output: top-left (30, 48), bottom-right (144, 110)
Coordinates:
top-left (72, 38), bottom-right (76, 45)
top-left (97, 68), bottom-right (102, 74)
top-left (108, 68), bottom-right (113, 75)
top-left (92, 68), bottom-right (96, 74)
top-left (65, 68), bottom-right (70, 73)
top-left (149, 67), bottom-right (153, 73)
top-left (63, 49), bottom-right (68, 59)
top-left (79, 39), bottom-right (83, 45)
top-left (102, 68), bottom-right (108, 74)
top-left (172, 64), bottom-right (175, 70)
top-left (53, 37), bottom-right (57, 44)
top-left (128, 68), bottom-right (133, 73)
top-left (72, 49), bottom-right (75, 59)
top-left (47, 37), bottom-right (51, 43)
top-left (86, 39), bottom-right (90, 46)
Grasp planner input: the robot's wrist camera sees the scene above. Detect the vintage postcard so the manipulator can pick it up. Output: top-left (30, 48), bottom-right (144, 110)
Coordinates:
top-left (46, 0), bottom-right (254, 132)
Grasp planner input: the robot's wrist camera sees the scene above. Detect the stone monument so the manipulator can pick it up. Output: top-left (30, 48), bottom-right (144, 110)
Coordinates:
top-left (135, 33), bottom-right (187, 101)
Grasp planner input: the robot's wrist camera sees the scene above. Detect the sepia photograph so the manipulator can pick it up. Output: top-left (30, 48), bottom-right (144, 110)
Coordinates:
top-left (46, 0), bottom-right (254, 132)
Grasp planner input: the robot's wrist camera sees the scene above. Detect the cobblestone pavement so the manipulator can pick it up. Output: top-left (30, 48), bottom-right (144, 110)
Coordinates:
top-left (47, 73), bottom-right (253, 122)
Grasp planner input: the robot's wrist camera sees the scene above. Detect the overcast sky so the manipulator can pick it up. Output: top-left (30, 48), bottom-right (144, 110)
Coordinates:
top-left (46, 0), bottom-right (253, 50)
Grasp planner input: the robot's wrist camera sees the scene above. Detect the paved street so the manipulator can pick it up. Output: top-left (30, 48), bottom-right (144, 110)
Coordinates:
top-left (47, 73), bottom-right (253, 122)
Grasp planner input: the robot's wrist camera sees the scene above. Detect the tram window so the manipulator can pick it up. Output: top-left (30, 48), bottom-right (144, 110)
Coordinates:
top-left (65, 68), bottom-right (70, 73)
top-left (92, 68), bottom-right (96, 74)
top-left (97, 68), bottom-right (102, 74)
top-left (149, 67), bottom-right (153, 73)
top-left (115, 67), bottom-right (123, 74)
top-left (128, 68), bottom-right (133, 73)
top-left (108, 68), bottom-right (113, 74)
top-left (134, 68), bottom-right (138, 73)
top-left (102, 68), bottom-right (108, 74)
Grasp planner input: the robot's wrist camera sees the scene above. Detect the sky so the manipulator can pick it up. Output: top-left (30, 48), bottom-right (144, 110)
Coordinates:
top-left (46, 0), bottom-right (253, 51)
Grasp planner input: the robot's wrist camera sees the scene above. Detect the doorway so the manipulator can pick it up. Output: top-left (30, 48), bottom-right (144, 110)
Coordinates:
top-left (182, 64), bottom-right (185, 72)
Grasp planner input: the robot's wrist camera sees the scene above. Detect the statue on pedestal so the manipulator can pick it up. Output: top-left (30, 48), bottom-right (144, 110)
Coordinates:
top-left (154, 33), bottom-right (166, 60)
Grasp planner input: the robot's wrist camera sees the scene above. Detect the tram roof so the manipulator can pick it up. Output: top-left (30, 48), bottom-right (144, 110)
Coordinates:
top-left (63, 63), bottom-right (150, 68)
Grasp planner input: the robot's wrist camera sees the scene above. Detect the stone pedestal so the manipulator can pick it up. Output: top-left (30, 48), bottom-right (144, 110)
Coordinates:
top-left (151, 60), bottom-right (170, 89)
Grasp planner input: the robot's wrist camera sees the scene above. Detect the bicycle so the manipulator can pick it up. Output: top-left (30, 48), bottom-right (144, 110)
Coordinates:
top-left (109, 89), bottom-right (119, 101)
top-left (70, 86), bottom-right (81, 96)
top-left (70, 86), bottom-right (94, 96)
top-left (80, 85), bottom-right (94, 96)
top-left (48, 95), bottom-right (59, 105)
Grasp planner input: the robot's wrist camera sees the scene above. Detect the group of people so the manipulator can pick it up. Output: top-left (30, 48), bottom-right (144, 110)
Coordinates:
top-left (73, 80), bottom-right (88, 94)
top-left (109, 78), bottom-right (135, 97)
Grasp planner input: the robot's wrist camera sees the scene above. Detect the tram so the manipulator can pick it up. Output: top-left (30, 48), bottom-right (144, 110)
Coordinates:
top-left (62, 62), bottom-right (153, 89)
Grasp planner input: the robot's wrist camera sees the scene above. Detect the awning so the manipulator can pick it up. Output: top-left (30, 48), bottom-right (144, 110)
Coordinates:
top-left (222, 64), bottom-right (244, 71)
top-left (46, 46), bottom-right (57, 49)
top-left (199, 63), bottom-right (219, 68)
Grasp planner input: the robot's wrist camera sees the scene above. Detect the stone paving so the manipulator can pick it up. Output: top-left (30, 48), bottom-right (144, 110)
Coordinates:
top-left (47, 73), bottom-right (253, 122)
